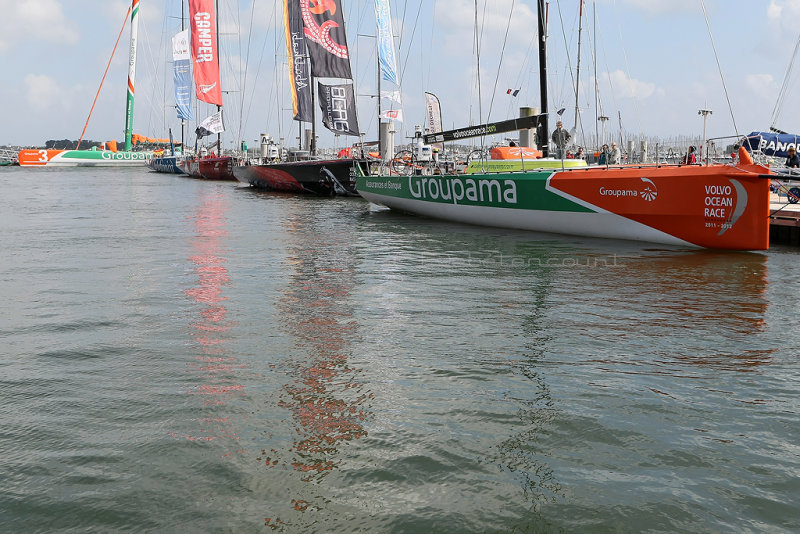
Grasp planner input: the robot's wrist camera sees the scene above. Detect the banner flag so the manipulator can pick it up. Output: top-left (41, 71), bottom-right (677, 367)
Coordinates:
top-left (425, 92), bottom-right (443, 149)
top-left (318, 82), bottom-right (360, 136)
top-left (195, 111), bottom-right (225, 138)
top-left (379, 109), bottom-right (403, 122)
top-left (374, 0), bottom-right (399, 84)
top-left (172, 30), bottom-right (193, 121)
top-left (381, 89), bottom-right (402, 104)
top-left (300, 0), bottom-right (352, 79)
top-left (189, 0), bottom-right (223, 106)
top-left (284, 0), bottom-right (313, 122)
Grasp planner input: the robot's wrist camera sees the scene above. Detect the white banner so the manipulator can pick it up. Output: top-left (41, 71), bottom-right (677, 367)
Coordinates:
top-left (379, 109), bottom-right (403, 122)
top-left (381, 90), bottom-right (402, 104)
top-left (196, 111), bottom-right (225, 138)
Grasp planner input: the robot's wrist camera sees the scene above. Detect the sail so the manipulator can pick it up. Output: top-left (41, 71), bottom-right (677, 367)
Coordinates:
top-left (317, 82), bottom-right (360, 136)
top-left (425, 92), bottom-right (443, 150)
top-left (284, 0), bottom-right (313, 122)
top-left (300, 0), bottom-right (352, 79)
top-left (742, 131), bottom-right (800, 158)
top-left (374, 0), bottom-right (398, 84)
top-left (172, 29), bottom-right (193, 121)
top-left (189, 0), bottom-right (223, 106)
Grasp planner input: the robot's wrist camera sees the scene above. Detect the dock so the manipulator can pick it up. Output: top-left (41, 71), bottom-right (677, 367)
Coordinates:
top-left (770, 193), bottom-right (800, 245)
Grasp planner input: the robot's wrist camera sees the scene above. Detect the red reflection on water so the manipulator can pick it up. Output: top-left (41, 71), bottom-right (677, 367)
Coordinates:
top-left (261, 211), bottom-right (371, 527)
top-left (172, 191), bottom-right (244, 450)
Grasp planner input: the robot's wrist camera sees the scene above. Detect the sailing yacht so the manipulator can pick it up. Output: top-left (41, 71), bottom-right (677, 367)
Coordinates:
top-left (18, 0), bottom-right (154, 167)
top-left (355, 0), bottom-right (772, 250)
top-left (232, 0), bottom-right (368, 195)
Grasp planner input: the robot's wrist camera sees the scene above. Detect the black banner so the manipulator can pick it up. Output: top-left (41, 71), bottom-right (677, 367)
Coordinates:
top-left (318, 82), bottom-right (360, 136)
top-left (423, 115), bottom-right (541, 145)
top-left (299, 0), bottom-right (352, 79)
top-left (284, 0), bottom-right (313, 122)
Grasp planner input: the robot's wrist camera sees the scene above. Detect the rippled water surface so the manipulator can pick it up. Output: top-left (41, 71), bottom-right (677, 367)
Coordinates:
top-left (1, 167), bottom-right (799, 533)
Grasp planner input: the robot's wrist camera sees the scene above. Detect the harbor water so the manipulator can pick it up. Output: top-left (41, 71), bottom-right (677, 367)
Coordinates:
top-left (1, 167), bottom-right (798, 533)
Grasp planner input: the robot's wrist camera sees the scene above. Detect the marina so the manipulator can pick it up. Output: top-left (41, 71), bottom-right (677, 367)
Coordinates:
top-left (3, 0), bottom-right (800, 531)
top-left (1, 166), bottom-right (799, 532)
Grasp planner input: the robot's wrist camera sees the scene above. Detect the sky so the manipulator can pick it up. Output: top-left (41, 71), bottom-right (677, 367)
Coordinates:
top-left (2, 0), bottom-right (800, 151)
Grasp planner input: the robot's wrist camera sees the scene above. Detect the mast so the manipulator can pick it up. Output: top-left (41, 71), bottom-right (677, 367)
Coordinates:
top-left (123, 0), bottom-right (141, 152)
top-left (181, 0), bottom-right (185, 152)
top-left (573, 0), bottom-right (583, 133)
top-left (215, 0), bottom-right (221, 155)
top-left (537, 0), bottom-right (549, 157)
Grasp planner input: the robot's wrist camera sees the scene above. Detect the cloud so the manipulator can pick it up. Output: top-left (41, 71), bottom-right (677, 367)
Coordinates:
top-left (0, 0), bottom-right (79, 52)
top-left (604, 70), bottom-right (656, 99)
top-left (745, 73), bottom-right (776, 100)
top-left (766, 0), bottom-right (800, 34)
top-left (24, 74), bottom-right (61, 112)
top-left (604, 0), bottom-right (702, 16)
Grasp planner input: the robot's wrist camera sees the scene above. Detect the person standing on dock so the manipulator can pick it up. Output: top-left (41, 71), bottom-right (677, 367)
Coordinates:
top-left (786, 146), bottom-right (800, 168)
top-left (552, 121), bottom-right (571, 159)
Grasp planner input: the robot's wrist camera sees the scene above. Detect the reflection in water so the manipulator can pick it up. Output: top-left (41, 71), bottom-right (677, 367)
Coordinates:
top-left (262, 201), bottom-right (369, 530)
top-left (582, 250), bottom-right (773, 373)
top-left (172, 190), bottom-right (243, 451)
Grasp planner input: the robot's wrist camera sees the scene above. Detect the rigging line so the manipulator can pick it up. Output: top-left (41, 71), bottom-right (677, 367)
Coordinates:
top-left (238, 0), bottom-right (257, 145)
top-left (616, 20), bottom-right (642, 145)
top-left (700, 0), bottom-right (738, 137)
top-left (474, 0), bottom-right (483, 132)
top-left (77, 5), bottom-right (131, 149)
top-left (770, 30), bottom-right (800, 128)
top-left (554, 0), bottom-right (577, 117)
top-left (487, 0), bottom-right (515, 122)
top-left (398, 1), bottom-right (423, 87)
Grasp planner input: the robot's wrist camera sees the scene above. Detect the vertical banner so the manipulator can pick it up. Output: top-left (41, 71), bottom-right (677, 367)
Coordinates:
top-left (284, 0), bottom-right (312, 122)
top-left (373, 0), bottom-right (398, 84)
top-left (425, 92), bottom-right (443, 150)
top-left (189, 0), bottom-right (223, 106)
top-left (317, 82), bottom-right (360, 136)
top-left (300, 0), bottom-right (352, 79)
top-left (172, 29), bottom-right (193, 121)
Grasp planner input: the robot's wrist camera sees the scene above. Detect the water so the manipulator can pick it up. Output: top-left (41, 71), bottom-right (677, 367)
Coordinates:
top-left (1, 167), bottom-right (798, 533)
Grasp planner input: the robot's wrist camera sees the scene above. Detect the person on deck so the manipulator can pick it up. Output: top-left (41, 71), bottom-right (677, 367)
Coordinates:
top-left (575, 147), bottom-right (585, 160)
top-left (598, 144), bottom-right (609, 165)
top-left (551, 121), bottom-right (571, 159)
top-left (786, 146), bottom-right (800, 168)
top-left (684, 146), bottom-right (697, 164)
top-left (609, 142), bottom-right (622, 164)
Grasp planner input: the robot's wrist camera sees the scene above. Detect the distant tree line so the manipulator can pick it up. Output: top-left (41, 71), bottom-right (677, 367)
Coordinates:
top-left (45, 139), bottom-right (104, 149)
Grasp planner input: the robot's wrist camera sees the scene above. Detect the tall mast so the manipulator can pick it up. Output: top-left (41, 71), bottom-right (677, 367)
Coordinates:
top-left (181, 0), bottom-right (185, 152)
top-left (537, 0), bottom-right (549, 157)
top-left (215, 0), bottom-right (221, 155)
top-left (123, 0), bottom-right (141, 152)
top-left (573, 0), bottom-right (583, 133)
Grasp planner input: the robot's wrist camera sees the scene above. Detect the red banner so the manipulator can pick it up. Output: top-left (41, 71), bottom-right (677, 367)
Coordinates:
top-left (189, 0), bottom-right (223, 106)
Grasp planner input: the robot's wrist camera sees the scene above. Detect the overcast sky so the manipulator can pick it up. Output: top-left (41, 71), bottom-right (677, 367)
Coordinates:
top-left (2, 0), bottom-right (800, 150)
